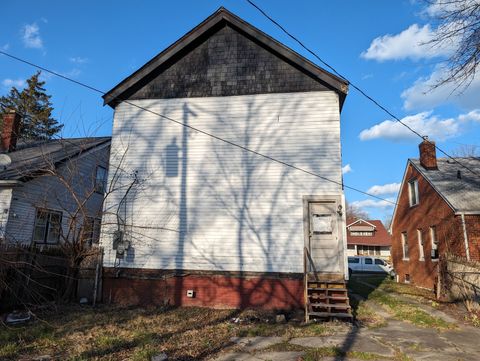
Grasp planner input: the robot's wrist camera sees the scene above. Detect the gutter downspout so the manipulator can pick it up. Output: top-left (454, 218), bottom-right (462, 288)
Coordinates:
top-left (460, 213), bottom-right (471, 261)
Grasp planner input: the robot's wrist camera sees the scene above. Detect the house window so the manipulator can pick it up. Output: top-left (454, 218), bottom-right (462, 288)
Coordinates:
top-left (417, 229), bottom-right (424, 261)
top-left (350, 231), bottom-right (374, 236)
top-left (33, 209), bottom-right (62, 244)
top-left (402, 232), bottom-right (409, 260)
top-left (430, 226), bottom-right (439, 260)
top-left (405, 274), bottom-right (410, 283)
top-left (95, 166), bottom-right (108, 194)
top-left (82, 217), bottom-right (102, 245)
top-left (357, 245), bottom-right (381, 256)
top-left (408, 179), bottom-right (419, 206)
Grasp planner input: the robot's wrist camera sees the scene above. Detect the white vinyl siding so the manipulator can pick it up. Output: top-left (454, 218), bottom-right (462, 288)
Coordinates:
top-left (4, 147), bottom-right (109, 244)
top-left (100, 91), bottom-right (344, 273)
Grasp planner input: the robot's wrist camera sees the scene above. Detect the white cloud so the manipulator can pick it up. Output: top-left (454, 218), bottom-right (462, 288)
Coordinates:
top-left (361, 24), bottom-right (452, 61)
top-left (423, 0), bottom-right (475, 17)
top-left (367, 183), bottom-right (401, 196)
top-left (342, 164), bottom-right (353, 174)
top-left (22, 23), bottom-right (43, 49)
top-left (2, 78), bottom-right (26, 88)
top-left (69, 57), bottom-right (89, 64)
top-left (458, 110), bottom-right (480, 122)
top-left (64, 68), bottom-right (81, 78)
top-left (359, 111), bottom-right (460, 142)
top-left (402, 65), bottom-right (480, 111)
top-left (351, 198), bottom-right (395, 209)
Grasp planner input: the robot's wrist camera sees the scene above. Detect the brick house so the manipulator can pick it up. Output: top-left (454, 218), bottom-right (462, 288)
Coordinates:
top-left (99, 7), bottom-right (352, 317)
top-left (390, 139), bottom-right (480, 291)
top-left (346, 219), bottom-right (391, 259)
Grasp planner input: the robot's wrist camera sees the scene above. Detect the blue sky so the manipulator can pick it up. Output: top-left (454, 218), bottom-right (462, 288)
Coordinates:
top-left (1, 0), bottom-right (479, 223)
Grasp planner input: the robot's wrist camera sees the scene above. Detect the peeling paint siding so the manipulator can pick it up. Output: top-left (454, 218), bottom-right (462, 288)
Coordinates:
top-left (5, 148), bottom-right (109, 244)
top-left (100, 91), bottom-right (343, 273)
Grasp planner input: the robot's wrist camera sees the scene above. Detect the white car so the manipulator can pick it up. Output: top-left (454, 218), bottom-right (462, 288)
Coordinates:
top-left (348, 256), bottom-right (395, 277)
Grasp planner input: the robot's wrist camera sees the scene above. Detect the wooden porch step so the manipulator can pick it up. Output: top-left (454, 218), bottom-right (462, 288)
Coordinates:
top-left (309, 295), bottom-right (349, 301)
top-left (308, 311), bottom-right (353, 319)
top-left (308, 287), bottom-right (347, 292)
top-left (310, 303), bottom-right (351, 309)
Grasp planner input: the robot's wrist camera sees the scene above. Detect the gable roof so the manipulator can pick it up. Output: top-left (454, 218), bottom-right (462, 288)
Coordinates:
top-left (347, 219), bottom-right (391, 247)
top-left (346, 218), bottom-right (376, 228)
top-left (0, 137), bottom-right (111, 181)
top-left (103, 7), bottom-right (349, 108)
top-left (409, 157), bottom-right (480, 213)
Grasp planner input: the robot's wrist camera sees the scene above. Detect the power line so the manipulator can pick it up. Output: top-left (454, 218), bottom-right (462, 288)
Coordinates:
top-left (245, 0), bottom-right (480, 178)
top-left (0, 50), bottom-right (398, 206)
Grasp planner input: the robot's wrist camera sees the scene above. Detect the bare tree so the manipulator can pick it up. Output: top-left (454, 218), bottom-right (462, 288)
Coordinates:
top-left (0, 138), bottom-right (136, 305)
top-left (451, 144), bottom-right (479, 156)
top-left (345, 200), bottom-right (369, 221)
top-left (425, 0), bottom-right (480, 90)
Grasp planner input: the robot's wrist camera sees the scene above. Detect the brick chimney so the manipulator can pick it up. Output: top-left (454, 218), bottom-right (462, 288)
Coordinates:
top-left (419, 138), bottom-right (437, 170)
top-left (1, 110), bottom-right (21, 152)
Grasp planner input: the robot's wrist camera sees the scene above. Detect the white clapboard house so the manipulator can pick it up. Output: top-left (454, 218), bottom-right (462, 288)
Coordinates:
top-left (100, 8), bottom-right (350, 319)
top-left (0, 111), bottom-right (110, 246)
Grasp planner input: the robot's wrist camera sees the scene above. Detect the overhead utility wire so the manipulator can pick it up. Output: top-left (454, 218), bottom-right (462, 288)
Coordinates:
top-left (0, 50), bottom-right (396, 205)
top-left (245, 0), bottom-right (480, 178)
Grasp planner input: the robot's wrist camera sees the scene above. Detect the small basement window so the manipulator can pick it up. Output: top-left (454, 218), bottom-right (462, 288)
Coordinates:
top-left (405, 274), bottom-right (410, 283)
top-left (408, 179), bottom-right (419, 206)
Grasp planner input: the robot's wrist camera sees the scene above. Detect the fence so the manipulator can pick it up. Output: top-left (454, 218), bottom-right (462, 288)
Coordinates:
top-left (0, 243), bottom-right (102, 311)
top-left (444, 256), bottom-right (480, 308)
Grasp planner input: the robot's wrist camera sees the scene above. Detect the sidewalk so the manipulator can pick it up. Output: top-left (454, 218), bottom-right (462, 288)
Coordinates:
top-left (212, 284), bottom-right (480, 361)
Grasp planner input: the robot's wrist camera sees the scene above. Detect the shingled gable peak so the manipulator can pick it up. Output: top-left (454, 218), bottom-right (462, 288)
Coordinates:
top-left (103, 7), bottom-right (348, 108)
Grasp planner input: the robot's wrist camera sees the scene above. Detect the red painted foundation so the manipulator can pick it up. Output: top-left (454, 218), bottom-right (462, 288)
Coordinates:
top-left (102, 269), bottom-right (304, 310)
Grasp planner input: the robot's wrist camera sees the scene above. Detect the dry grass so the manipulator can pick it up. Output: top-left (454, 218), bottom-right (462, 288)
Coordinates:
top-left (348, 276), bottom-right (454, 330)
top-left (0, 305), bottom-right (348, 361)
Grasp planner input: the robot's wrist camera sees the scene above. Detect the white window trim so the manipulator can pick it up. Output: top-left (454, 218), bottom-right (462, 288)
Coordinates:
top-left (402, 232), bottom-right (409, 260)
top-left (408, 179), bottom-right (419, 207)
top-left (417, 229), bottom-right (424, 261)
top-left (430, 226), bottom-right (439, 262)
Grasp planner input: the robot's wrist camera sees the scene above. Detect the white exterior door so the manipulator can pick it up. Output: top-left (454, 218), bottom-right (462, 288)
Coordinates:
top-left (307, 199), bottom-right (343, 274)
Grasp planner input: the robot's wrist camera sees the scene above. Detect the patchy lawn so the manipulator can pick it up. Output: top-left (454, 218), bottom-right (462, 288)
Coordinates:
top-left (0, 305), bottom-right (349, 361)
top-left (348, 275), bottom-right (455, 330)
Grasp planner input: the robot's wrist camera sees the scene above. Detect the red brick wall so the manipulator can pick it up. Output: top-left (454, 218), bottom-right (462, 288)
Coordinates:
top-left (391, 163), bottom-right (468, 290)
top-left (102, 269), bottom-right (304, 310)
top-left (464, 215), bottom-right (480, 262)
